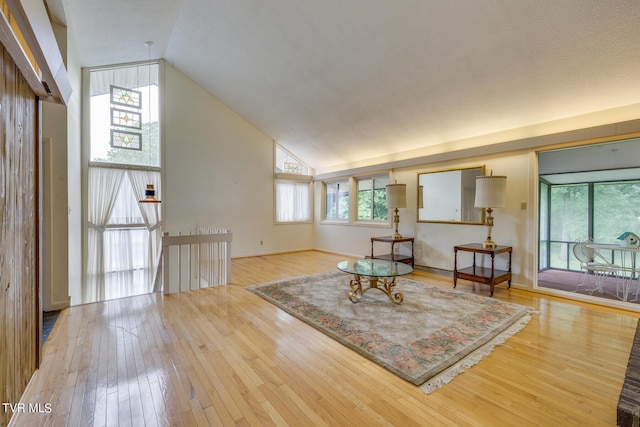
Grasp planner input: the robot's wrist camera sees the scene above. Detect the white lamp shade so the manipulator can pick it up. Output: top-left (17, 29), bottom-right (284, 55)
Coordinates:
top-left (386, 183), bottom-right (407, 208)
top-left (474, 175), bottom-right (506, 208)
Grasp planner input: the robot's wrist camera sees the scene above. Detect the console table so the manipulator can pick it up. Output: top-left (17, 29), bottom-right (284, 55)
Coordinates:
top-left (453, 243), bottom-right (512, 296)
top-left (370, 236), bottom-right (414, 267)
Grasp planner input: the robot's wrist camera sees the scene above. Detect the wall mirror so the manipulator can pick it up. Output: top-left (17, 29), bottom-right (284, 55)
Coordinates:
top-left (417, 166), bottom-right (485, 224)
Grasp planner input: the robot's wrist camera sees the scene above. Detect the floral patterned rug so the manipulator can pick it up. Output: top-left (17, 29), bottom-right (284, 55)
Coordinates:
top-left (248, 270), bottom-right (534, 393)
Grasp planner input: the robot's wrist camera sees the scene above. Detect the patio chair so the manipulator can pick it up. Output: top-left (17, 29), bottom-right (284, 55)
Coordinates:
top-left (572, 240), bottom-right (620, 294)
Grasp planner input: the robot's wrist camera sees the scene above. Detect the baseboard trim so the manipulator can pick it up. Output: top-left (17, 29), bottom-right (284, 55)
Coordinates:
top-left (414, 264), bottom-right (453, 277)
top-left (45, 297), bottom-right (70, 312)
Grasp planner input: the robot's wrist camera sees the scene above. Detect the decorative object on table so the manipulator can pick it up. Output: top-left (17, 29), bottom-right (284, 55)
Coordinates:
top-left (474, 171), bottom-right (507, 248)
top-left (139, 184), bottom-right (161, 203)
top-left (617, 232), bottom-right (640, 247)
top-left (247, 271), bottom-right (534, 394)
top-left (386, 181), bottom-right (407, 239)
top-left (337, 259), bottom-right (413, 304)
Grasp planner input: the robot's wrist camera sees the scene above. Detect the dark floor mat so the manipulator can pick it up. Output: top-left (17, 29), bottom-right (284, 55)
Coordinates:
top-left (42, 310), bottom-right (60, 345)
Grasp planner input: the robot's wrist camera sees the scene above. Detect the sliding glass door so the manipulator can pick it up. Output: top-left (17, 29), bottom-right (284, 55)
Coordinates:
top-left (537, 137), bottom-right (640, 304)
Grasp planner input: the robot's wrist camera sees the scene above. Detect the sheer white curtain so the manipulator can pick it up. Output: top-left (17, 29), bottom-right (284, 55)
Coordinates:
top-left (128, 170), bottom-right (162, 291)
top-left (103, 178), bottom-right (149, 300)
top-left (86, 167), bottom-right (125, 303)
top-left (276, 180), bottom-right (310, 222)
top-left (103, 228), bottom-right (136, 299)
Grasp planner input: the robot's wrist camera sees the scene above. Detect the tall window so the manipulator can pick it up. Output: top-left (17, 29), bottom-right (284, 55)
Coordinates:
top-left (325, 180), bottom-right (350, 221)
top-left (356, 175), bottom-right (389, 221)
top-left (274, 144), bottom-right (312, 223)
top-left (84, 62), bottom-right (162, 304)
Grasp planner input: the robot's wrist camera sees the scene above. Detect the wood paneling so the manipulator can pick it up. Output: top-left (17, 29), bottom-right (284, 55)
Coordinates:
top-left (0, 45), bottom-right (39, 427)
top-left (10, 251), bottom-right (640, 426)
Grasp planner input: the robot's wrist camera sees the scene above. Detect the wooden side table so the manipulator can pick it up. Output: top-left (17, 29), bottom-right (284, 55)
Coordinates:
top-left (370, 236), bottom-right (414, 267)
top-left (453, 243), bottom-right (512, 296)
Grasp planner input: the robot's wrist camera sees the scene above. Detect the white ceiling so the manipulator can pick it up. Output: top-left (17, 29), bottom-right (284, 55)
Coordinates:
top-left (54, 0), bottom-right (640, 173)
top-left (539, 137), bottom-right (640, 184)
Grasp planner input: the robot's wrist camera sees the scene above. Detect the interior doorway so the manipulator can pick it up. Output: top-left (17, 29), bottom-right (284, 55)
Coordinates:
top-left (537, 137), bottom-right (640, 305)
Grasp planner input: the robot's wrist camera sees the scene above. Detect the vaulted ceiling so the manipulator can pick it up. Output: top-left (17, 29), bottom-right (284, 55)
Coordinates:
top-left (53, 0), bottom-right (640, 173)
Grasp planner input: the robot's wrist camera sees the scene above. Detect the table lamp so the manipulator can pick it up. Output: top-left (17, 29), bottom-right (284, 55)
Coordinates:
top-left (386, 182), bottom-right (407, 239)
top-left (474, 173), bottom-right (506, 248)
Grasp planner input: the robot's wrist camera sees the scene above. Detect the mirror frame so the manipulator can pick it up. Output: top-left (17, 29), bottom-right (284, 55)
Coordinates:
top-left (417, 165), bottom-right (486, 225)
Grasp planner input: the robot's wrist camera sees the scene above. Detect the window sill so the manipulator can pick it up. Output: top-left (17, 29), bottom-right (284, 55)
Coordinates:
top-left (320, 220), bottom-right (390, 228)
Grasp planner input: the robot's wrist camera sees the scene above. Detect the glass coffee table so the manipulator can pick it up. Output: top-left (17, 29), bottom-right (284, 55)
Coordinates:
top-left (337, 259), bottom-right (413, 304)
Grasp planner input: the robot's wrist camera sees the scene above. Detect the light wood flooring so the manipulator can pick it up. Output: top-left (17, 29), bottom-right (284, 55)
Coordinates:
top-left (12, 251), bottom-right (640, 426)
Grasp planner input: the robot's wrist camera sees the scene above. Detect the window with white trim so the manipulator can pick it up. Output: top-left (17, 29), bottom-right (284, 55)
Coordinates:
top-left (356, 175), bottom-right (389, 222)
top-left (324, 179), bottom-right (350, 221)
top-left (89, 62), bottom-right (160, 167)
top-left (275, 179), bottom-right (311, 223)
top-left (274, 144), bottom-right (312, 223)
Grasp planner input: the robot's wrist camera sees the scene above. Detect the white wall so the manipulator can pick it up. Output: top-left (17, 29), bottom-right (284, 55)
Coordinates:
top-left (162, 62), bottom-right (314, 257)
top-left (408, 152), bottom-right (533, 284)
top-left (314, 153), bottom-right (533, 285)
top-left (314, 120), bottom-right (640, 290)
top-left (65, 24), bottom-right (83, 307)
top-left (41, 21), bottom-right (81, 310)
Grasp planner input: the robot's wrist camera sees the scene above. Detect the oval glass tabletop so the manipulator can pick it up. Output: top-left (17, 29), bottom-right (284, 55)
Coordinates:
top-left (337, 259), bottom-right (413, 277)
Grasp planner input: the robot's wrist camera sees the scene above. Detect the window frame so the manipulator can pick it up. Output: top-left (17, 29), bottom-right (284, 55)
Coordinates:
top-left (87, 61), bottom-right (162, 169)
top-left (355, 174), bottom-right (390, 224)
top-left (273, 142), bottom-right (313, 225)
top-left (322, 171), bottom-right (393, 226)
top-left (274, 175), bottom-right (313, 224)
top-left (323, 178), bottom-right (351, 222)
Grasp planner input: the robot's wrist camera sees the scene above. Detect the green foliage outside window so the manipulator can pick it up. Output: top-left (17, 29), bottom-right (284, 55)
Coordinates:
top-left (542, 180), bottom-right (640, 271)
top-left (96, 122), bottom-right (159, 166)
top-left (549, 184), bottom-right (588, 243)
top-left (593, 181), bottom-right (640, 242)
top-left (357, 176), bottom-right (388, 221)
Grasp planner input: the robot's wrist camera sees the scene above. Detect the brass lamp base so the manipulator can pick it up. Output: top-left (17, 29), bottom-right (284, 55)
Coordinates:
top-left (392, 208), bottom-right (402, 239)
top-left (482, 239), bottom-right (497, 249)
top-left (482, 208), bottom-right (497, 248)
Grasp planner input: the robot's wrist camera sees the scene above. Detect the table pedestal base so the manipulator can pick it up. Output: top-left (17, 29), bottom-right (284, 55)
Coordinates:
top-left (349, 274), bottom-right (404, 304)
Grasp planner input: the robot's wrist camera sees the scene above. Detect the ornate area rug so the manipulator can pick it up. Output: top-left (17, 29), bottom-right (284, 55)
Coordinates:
top-left (247, 271), bottom-right (534, 393)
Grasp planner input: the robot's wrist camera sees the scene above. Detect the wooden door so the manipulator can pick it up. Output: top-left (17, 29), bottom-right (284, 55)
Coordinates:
top-left (0, 46), bottom-right (40, 427)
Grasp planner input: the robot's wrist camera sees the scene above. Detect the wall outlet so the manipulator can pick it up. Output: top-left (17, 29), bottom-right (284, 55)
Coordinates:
top-left (520, 201), bottom-right (527, 210)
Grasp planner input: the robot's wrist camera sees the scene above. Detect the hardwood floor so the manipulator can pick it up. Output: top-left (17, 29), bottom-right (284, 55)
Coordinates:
top-left (12, 251), bottom-right (640, 426)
